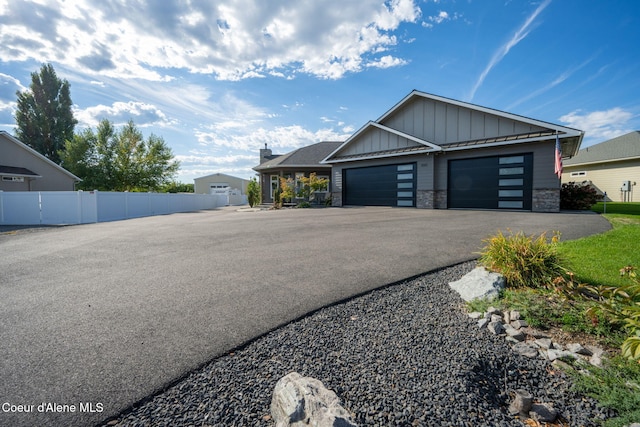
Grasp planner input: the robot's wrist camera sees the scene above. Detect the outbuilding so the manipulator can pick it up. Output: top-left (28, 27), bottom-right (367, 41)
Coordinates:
top-left (322, 90), bottom-right (583, 212)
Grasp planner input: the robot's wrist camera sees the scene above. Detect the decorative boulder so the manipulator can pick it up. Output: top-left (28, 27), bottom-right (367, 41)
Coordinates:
top-left (271, 372), bottom-right (357, 427)
top-left (449, 267), bottom-right (506, 302)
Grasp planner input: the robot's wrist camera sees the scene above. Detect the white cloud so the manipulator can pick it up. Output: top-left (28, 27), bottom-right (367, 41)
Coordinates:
top-left (0, 0), bottom-right (422, 81)
top-left (468, 0), bottom-right (551, 101)
top-left (559, 108), bottom-right (634, 142)
top-left (74, 101), bottom-right (176, 128)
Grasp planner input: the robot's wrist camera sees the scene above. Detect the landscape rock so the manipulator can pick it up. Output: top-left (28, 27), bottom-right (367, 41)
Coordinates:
top-left (468, 311), bottom-right (483, 320)
top-left (535, 338), bottom-right (554, 350)
top-left (503, 324), bottom-right (525, 342)
top-left (513, 342), bottom-right (539, 358)
top-left (546, 349), bottom-right (577, 362)
top-left (529, 403), bottom-right (558, 423)
top-left (510, 319), bottom-right (528, 329)
top-left (487, 321), bottom-right (505, 335)
top-left (508, 389), bottom-right (532, 415)
top-left (566, 343), bottom-right (593, 356)
top-left (486, 306), bottom-right (502, 316)
top-left (490, 314), bottom-right (503, 323)
top-left (271, 372), bottom-right (357, 427)
top-left (448, 267), bottom-right (505, 302)
top-left (477, 317), bottom-right (490, 329)
top-left (509, 310), bottom-right (522, 321)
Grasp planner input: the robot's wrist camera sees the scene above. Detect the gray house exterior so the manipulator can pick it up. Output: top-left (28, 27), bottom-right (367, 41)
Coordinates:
top-left (0, 131), bottom-right (80, 191)
top-left (253, 141), bottom-right (342, 204)
top-left (322, 91), bottom-right (583, 212)
top-left (562, 131), bottom-right (640, 202)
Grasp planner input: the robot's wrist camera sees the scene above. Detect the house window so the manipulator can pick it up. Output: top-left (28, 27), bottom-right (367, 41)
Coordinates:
top-left (570, 171), bottom-right (587, 177)
top-left (316, 175), bottom-right (330, 192)
top-left (270, 175), bottom-right (279, 199)
top-left (2, 176), bottom-right (24, 182)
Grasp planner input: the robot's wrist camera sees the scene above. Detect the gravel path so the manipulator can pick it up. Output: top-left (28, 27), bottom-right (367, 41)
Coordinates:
top-left (102, 262), bottom-right (610, 427)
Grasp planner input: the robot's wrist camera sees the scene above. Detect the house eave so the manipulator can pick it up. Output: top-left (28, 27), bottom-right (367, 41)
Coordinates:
top-left (324, 148), bottom-right (437, 164)
top-left (564, 155), bottom-right (640, 168)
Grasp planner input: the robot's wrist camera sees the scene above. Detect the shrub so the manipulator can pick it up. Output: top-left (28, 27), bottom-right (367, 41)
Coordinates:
top-left (478, 230), bottom-right (565, 289)
top-left (561, 182), bottom-right (600, 210)
top-left (588, 266), bottom-right (640, 361)
top-left (246, 177), bottom-right (261, 208)
top-left (296, 201), bottom-right (311, 208)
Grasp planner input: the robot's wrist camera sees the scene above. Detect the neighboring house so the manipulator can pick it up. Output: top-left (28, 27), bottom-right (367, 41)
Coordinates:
top-left (322, 90), bottom-right (583, 212)
top-left (562, 131), bottom-right (640, 202)
top-left (253, 141), bottom-right (342, 204)
top-left (0, 131), bottom-right (80, 191)
top-left (193, 172), bottom-right (249, 195)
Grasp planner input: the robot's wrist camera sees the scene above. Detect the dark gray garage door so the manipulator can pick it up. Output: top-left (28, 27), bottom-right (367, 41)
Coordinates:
top-left (448, 154), bottom-right (532, 210)
top-left (344, 163), bottom-right (416, 207)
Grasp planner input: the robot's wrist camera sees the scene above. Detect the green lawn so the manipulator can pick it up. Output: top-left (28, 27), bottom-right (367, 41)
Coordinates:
top-left (558, 204), bottom-right (640, 287)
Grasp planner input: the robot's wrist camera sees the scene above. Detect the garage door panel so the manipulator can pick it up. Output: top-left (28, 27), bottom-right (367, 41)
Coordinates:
top-left (344, 163), bottom-right (416, 207)
top-left (448, 154), bottom-right (532, 210)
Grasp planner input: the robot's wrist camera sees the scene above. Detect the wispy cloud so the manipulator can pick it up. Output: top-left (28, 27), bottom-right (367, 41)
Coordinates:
top-left (559, 107), bottom-right (635, 144)
top-left (506, 54), bottom-right (597, 110)
top-left (467, 0), bottom-right (551, 101)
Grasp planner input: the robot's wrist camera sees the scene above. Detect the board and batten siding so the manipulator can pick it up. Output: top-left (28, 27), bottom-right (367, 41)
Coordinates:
top-left (338, 126), bottom-right (423, 157)
top-left (382, 97), bottom-right (548, 145)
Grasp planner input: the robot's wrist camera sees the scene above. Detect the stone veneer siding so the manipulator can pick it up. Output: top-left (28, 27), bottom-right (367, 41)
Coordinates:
top-left (532, 188), bottom-right (560, 212)
top-left (331, 192), bottom-right (342, 207)
top-left (416, 190), bottom-right (448, 209)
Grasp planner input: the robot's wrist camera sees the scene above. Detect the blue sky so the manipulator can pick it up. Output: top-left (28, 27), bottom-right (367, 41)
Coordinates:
top-left (1, 0), bottom-right (638, 183)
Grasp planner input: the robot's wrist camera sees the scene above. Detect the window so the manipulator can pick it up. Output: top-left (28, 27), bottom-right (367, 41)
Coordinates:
top-left (570, 171), bottom-right (587, 177)
top-left (499, 156), bottom-right (524, 164)
top-left (270, 175), bottom-right (279, 199)
top-left (499, 167), bottom-right (524, 175)
top-left (2, 176), bottom-right (24, 182)
top-left (499, 179), bottom-right (524, 186)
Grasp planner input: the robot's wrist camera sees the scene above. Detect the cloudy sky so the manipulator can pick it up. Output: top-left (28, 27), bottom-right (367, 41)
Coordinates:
top-left (1, 0), bottom-right (638, 182)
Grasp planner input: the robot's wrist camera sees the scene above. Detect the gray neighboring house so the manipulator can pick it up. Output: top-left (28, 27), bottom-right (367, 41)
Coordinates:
top-left (0, 131), bottom-right (80, 191)
top-left (562, 131), bottom-right (640, 202)
top-left (322, 90), bottom-right (583, 212)
top-left (253, 141), bottom-right (342, 204)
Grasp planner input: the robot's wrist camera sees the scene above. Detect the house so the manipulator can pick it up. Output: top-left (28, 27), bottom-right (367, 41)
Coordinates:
top-left (0, 131), bottom-right (80, 191)
top-left (322, 90), bottom-right (583, 212)
top-left (193, 172), bottom-right (250, 195)
top-left (562, 131), bottom-right (639, 202)
top-left (253, 141), bottom-right (342, 204)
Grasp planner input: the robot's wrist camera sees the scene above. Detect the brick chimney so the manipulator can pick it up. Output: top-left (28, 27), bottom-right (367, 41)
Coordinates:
top-left (259, 143), bottom-right (272, 164)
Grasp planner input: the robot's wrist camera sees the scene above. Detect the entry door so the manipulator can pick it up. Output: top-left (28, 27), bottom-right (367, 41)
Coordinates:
top-left (448, 154), bottom-right (532, 210)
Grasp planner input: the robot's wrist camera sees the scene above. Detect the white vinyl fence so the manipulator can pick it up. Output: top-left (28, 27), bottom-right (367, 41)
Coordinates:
top-left (0, 190), bottom-right (247, 225)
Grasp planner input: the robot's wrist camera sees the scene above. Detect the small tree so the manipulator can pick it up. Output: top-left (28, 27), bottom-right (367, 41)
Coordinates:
top-left (247, 177), bottom-right (261, 207)
top-left (278, 177), bottom-right (294, 207)
top-left (560, 182), bottom-right (600, 210)
top-left (299, 172), bottom-right (329, 202)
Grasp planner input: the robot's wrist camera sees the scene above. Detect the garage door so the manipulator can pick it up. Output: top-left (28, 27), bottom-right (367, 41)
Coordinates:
top-left (344, 163), bottom-right (416, 207)
top-left (448, 154), bottom-right (532, 210)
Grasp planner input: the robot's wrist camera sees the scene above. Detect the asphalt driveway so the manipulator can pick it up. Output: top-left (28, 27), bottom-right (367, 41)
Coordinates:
top-left (0, 207), bottom-right (610, 427)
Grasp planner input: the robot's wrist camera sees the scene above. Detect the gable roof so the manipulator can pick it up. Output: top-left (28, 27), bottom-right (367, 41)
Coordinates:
top-left (323, 90), bottom-right (584, 164)
top-left (193, 172), bottom-right (249, 182)
top-left (254, 141), bottom-right (342, 171)
top-left (0, 131), bottom-right (81, 181)
top-left (564, 131), bottom-right (640, 166)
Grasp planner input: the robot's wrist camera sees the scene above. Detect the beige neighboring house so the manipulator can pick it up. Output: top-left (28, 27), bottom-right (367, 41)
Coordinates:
top-left (193, 172), bottom-right (249, 195)
top-left (563, 131), bottom-right (640, 202)
top-left (0, 131), bottom-right (80, 191)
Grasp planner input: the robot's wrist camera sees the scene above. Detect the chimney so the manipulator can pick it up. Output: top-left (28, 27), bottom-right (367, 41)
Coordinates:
top-left (259, 143), bottom-right (272, 164)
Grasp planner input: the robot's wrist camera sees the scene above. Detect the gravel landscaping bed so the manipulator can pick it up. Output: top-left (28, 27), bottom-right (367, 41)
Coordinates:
top-left (104, 261), bottom-right (610, 426)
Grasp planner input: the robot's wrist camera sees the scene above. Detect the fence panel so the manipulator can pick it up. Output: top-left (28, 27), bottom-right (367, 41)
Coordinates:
top-left (0, 192), bottom-right (41, 224)
top-left (40, 192), bottom-right (82, 224)
top-left (0, 191), bottom-right (228, 225)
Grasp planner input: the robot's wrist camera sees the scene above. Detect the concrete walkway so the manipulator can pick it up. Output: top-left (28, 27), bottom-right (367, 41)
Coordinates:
top-left (0, 207), bottom-right (610, 427)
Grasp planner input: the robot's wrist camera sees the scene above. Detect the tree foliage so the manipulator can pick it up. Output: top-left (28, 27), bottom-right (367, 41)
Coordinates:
top-left (15, 63), bottom-right (77, 164)
top-left (61, 119), bottom-right (180, 191)
top-left (247, 177), bottom-right (261, 207)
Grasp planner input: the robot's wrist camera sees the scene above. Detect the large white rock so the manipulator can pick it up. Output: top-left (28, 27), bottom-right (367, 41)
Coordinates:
top-left (271, 372), bottom-right (357, 427)
top-left (449, 267), bottom-right (505, 302)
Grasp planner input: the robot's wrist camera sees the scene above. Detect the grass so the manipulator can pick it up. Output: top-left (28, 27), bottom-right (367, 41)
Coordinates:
top-left (557, 209), bottom-right (640, 288)
top-left (470, 202), bottom-right (640, 425)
